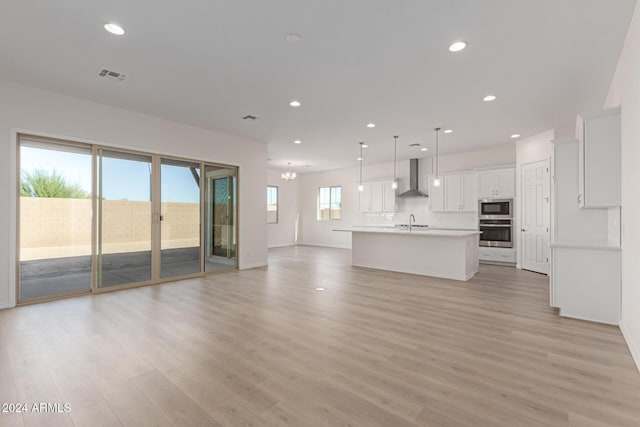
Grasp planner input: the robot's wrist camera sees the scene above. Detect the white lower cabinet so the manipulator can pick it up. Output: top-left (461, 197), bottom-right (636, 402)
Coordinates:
top-left (552, 246), bottom-right (620, 325)
top-left (479, 247), bottom-right (516, 264)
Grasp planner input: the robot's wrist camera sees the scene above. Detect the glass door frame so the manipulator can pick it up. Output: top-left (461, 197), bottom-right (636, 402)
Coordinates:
top-left (203, 163), bottom-right (239, 271)
top-left (157, 155), bottom-right (204, 281)
top-left (15, 134), bottom-right (96, 304)
top-left (95, 145), bottom-right (157, 292)
top-left (15, 133), bottom-right (239, 305)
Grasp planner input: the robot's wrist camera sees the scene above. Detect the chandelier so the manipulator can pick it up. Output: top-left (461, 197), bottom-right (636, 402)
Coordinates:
top-left (281, 162), bottom-right (297, 180)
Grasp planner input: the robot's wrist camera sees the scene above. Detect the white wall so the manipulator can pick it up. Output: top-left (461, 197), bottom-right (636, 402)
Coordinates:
top-left (604, 1), bottom-right (640, 370)
top-left (0, 79), bottom-right (268, 309)
top-left (267, 169), bottom-right (299, 248)
top-left (298, 144), bottom-right (516, 248)
top-left (437, 143), bottom-right (516, 172)
top-left (515, 130), bottom-right (555, 269)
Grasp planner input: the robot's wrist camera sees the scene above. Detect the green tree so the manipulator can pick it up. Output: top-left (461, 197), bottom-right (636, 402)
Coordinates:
top-left (20, 169), bottom-right (90, 198)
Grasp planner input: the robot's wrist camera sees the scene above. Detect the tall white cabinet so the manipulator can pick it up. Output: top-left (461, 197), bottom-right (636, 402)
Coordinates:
top-left (551, 136), bottom-right (621, 325)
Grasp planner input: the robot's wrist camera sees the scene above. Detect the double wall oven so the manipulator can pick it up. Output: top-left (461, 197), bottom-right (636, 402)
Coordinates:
top-left (478, 199), bottom-right (513, 248)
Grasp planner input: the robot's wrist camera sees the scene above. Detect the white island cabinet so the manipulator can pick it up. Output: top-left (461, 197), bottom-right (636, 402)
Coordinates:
top-left (334, 227), bottom-right (481, 281)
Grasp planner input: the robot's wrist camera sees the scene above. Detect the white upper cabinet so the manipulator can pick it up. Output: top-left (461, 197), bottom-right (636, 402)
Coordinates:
top-left (429, 177), bottom-right (445, 212)
top-left (382, 180), bottom-right (397, 212)
top-left (370, 181), bottom-right (383, 212)
top-left (445, 173), bottom-right (477, 212)
top-left (577, 108), bottom-right (621, 208)
top-left (444, 175), bottom-right (463, 212)
top-left (359, 180), bottom-right (396, 213)
top-left (359, 182), bottom-right (372, 213)
top-left (430, 173), bottom-right (477, 213)
top-left (478, 168), bottom-right (514, 199)
top-left (462, 173), bottom-right (479, 211)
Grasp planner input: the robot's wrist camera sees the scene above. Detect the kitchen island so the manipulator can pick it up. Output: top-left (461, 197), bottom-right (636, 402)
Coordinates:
top-left (334, 227), bottom-right (481, 281)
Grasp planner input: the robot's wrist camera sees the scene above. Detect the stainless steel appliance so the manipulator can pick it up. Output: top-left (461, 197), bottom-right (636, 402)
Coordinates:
top-left (478, 198), bottom-right (513, 219)
top-left (479, 218), bottom-right (513, 248)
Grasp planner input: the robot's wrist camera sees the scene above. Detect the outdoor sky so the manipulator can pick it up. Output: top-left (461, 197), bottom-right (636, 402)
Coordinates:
top-left (21, 146), bottom-right (201, 203)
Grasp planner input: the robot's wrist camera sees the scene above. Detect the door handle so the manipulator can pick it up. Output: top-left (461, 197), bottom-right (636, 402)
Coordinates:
top-left (521, 229), bottom-right (526, 232)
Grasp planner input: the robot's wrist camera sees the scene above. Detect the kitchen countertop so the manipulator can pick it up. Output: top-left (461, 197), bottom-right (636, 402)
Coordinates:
top-left (352, 224), bottom-right (479, 231)
top-left (334, 226), bottom-right (481, 237)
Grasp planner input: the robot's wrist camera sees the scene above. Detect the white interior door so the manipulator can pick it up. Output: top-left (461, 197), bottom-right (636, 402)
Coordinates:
top-left (521, 160), bottom-right (550, 274)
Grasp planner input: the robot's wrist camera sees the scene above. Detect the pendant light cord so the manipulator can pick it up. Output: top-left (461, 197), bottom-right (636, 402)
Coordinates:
top-left (393, 136), bottom-right (398, 181)
top-left (359, 142), bottom-right (364, 185)
top-left (434, 128), bottom-right (440, 178)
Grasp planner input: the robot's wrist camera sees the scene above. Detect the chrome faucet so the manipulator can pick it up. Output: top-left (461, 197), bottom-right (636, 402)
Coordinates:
top-left (409, 214), bottom-right (416, 232)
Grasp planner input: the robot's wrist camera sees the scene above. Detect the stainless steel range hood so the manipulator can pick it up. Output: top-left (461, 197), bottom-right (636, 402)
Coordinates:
top-left (398, 158), bottom-right (428, 198)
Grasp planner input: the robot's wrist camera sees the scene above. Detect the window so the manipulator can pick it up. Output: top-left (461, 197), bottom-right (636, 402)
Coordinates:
top-left (318, 186), bottom-right (341, 220)
top-left (267, 186), bottom-right (278, 223)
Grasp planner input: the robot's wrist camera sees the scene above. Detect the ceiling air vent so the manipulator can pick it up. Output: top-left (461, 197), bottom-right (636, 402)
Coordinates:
top-left (98, 68), bottom-right (127, 82)
top-left (242, 115), bottom-right (259, 121)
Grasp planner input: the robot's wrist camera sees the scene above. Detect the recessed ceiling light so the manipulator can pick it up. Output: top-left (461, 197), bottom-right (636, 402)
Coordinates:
top-left (357, 157), bottom-right (363, 161)
top-left (293, 140), bottom-right (302, 144)
top-left (449, 41), bottom-right (466, 52)
top-left (443, 129), bottom-right (453, 134)
top-left (315, 287), bottom-right (325, 291)
top-left (366, 123), bottom-right (376, 128)
top-left (286, 33), bottom-right (303, 44)
top-left (104, 23), bottom-right (125, 35)
top-left (421, 148), bottom-right (428, 151)
top-left (289, 100), bottom-right (301, 107)
top-left (483, 95), bottom-right (497, 102)
top-left (362, 144), bottom-right (369, 148)
top-left (511, 134), bottom-right (521, 139)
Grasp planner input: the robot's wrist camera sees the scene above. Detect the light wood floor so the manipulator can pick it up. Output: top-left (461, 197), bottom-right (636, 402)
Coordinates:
top-left (1, 245), bottom-right (639, 427)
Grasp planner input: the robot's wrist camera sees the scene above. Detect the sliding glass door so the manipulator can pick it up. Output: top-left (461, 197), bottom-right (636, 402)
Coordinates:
top-left (160, 158), bottom-right (202, 278)
top-left (17, 135), bottom-right (239, 303)
top-left (204, 165), bottom-right (237, 271)
top-left (18, 138), bottom-right (93, 301)
top-left (97, 149), bottom-right (153, 287)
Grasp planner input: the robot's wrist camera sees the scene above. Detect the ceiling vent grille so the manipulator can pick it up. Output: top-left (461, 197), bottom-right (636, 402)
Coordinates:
top-left (98, 68), bottom-right (127, 82)
top-left (242, 115), bottom-right (259, 121)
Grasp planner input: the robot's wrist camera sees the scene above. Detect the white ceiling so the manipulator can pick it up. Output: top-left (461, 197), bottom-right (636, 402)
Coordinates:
top-left (0, 0), bottom-right (635, 172)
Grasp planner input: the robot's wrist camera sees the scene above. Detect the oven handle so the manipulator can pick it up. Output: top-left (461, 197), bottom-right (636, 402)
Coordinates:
top-left (479, 224), bottom-right (513, 228)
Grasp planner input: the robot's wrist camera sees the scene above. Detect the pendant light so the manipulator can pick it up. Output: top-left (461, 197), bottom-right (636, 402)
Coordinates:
top-left (358, 142), bottom-right (365, 192)
top-left (391, 136), bottom-right (399, 189)
top-left (433, 128), bottom-right (441, 187)
top-left (281, 162), bottom-right (297, 181)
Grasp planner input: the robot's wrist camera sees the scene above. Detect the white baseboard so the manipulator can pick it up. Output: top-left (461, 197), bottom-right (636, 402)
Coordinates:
top-left (267, 243), bottom-right (298, 249)
top-left (297, 242), bottom-right (352, 250)
top-left (620, 321), bottom-right (640, 373)
top-left (239, 262), bottom-right (268, 270)
top-left (0, 300), bottom-right (14, 310)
